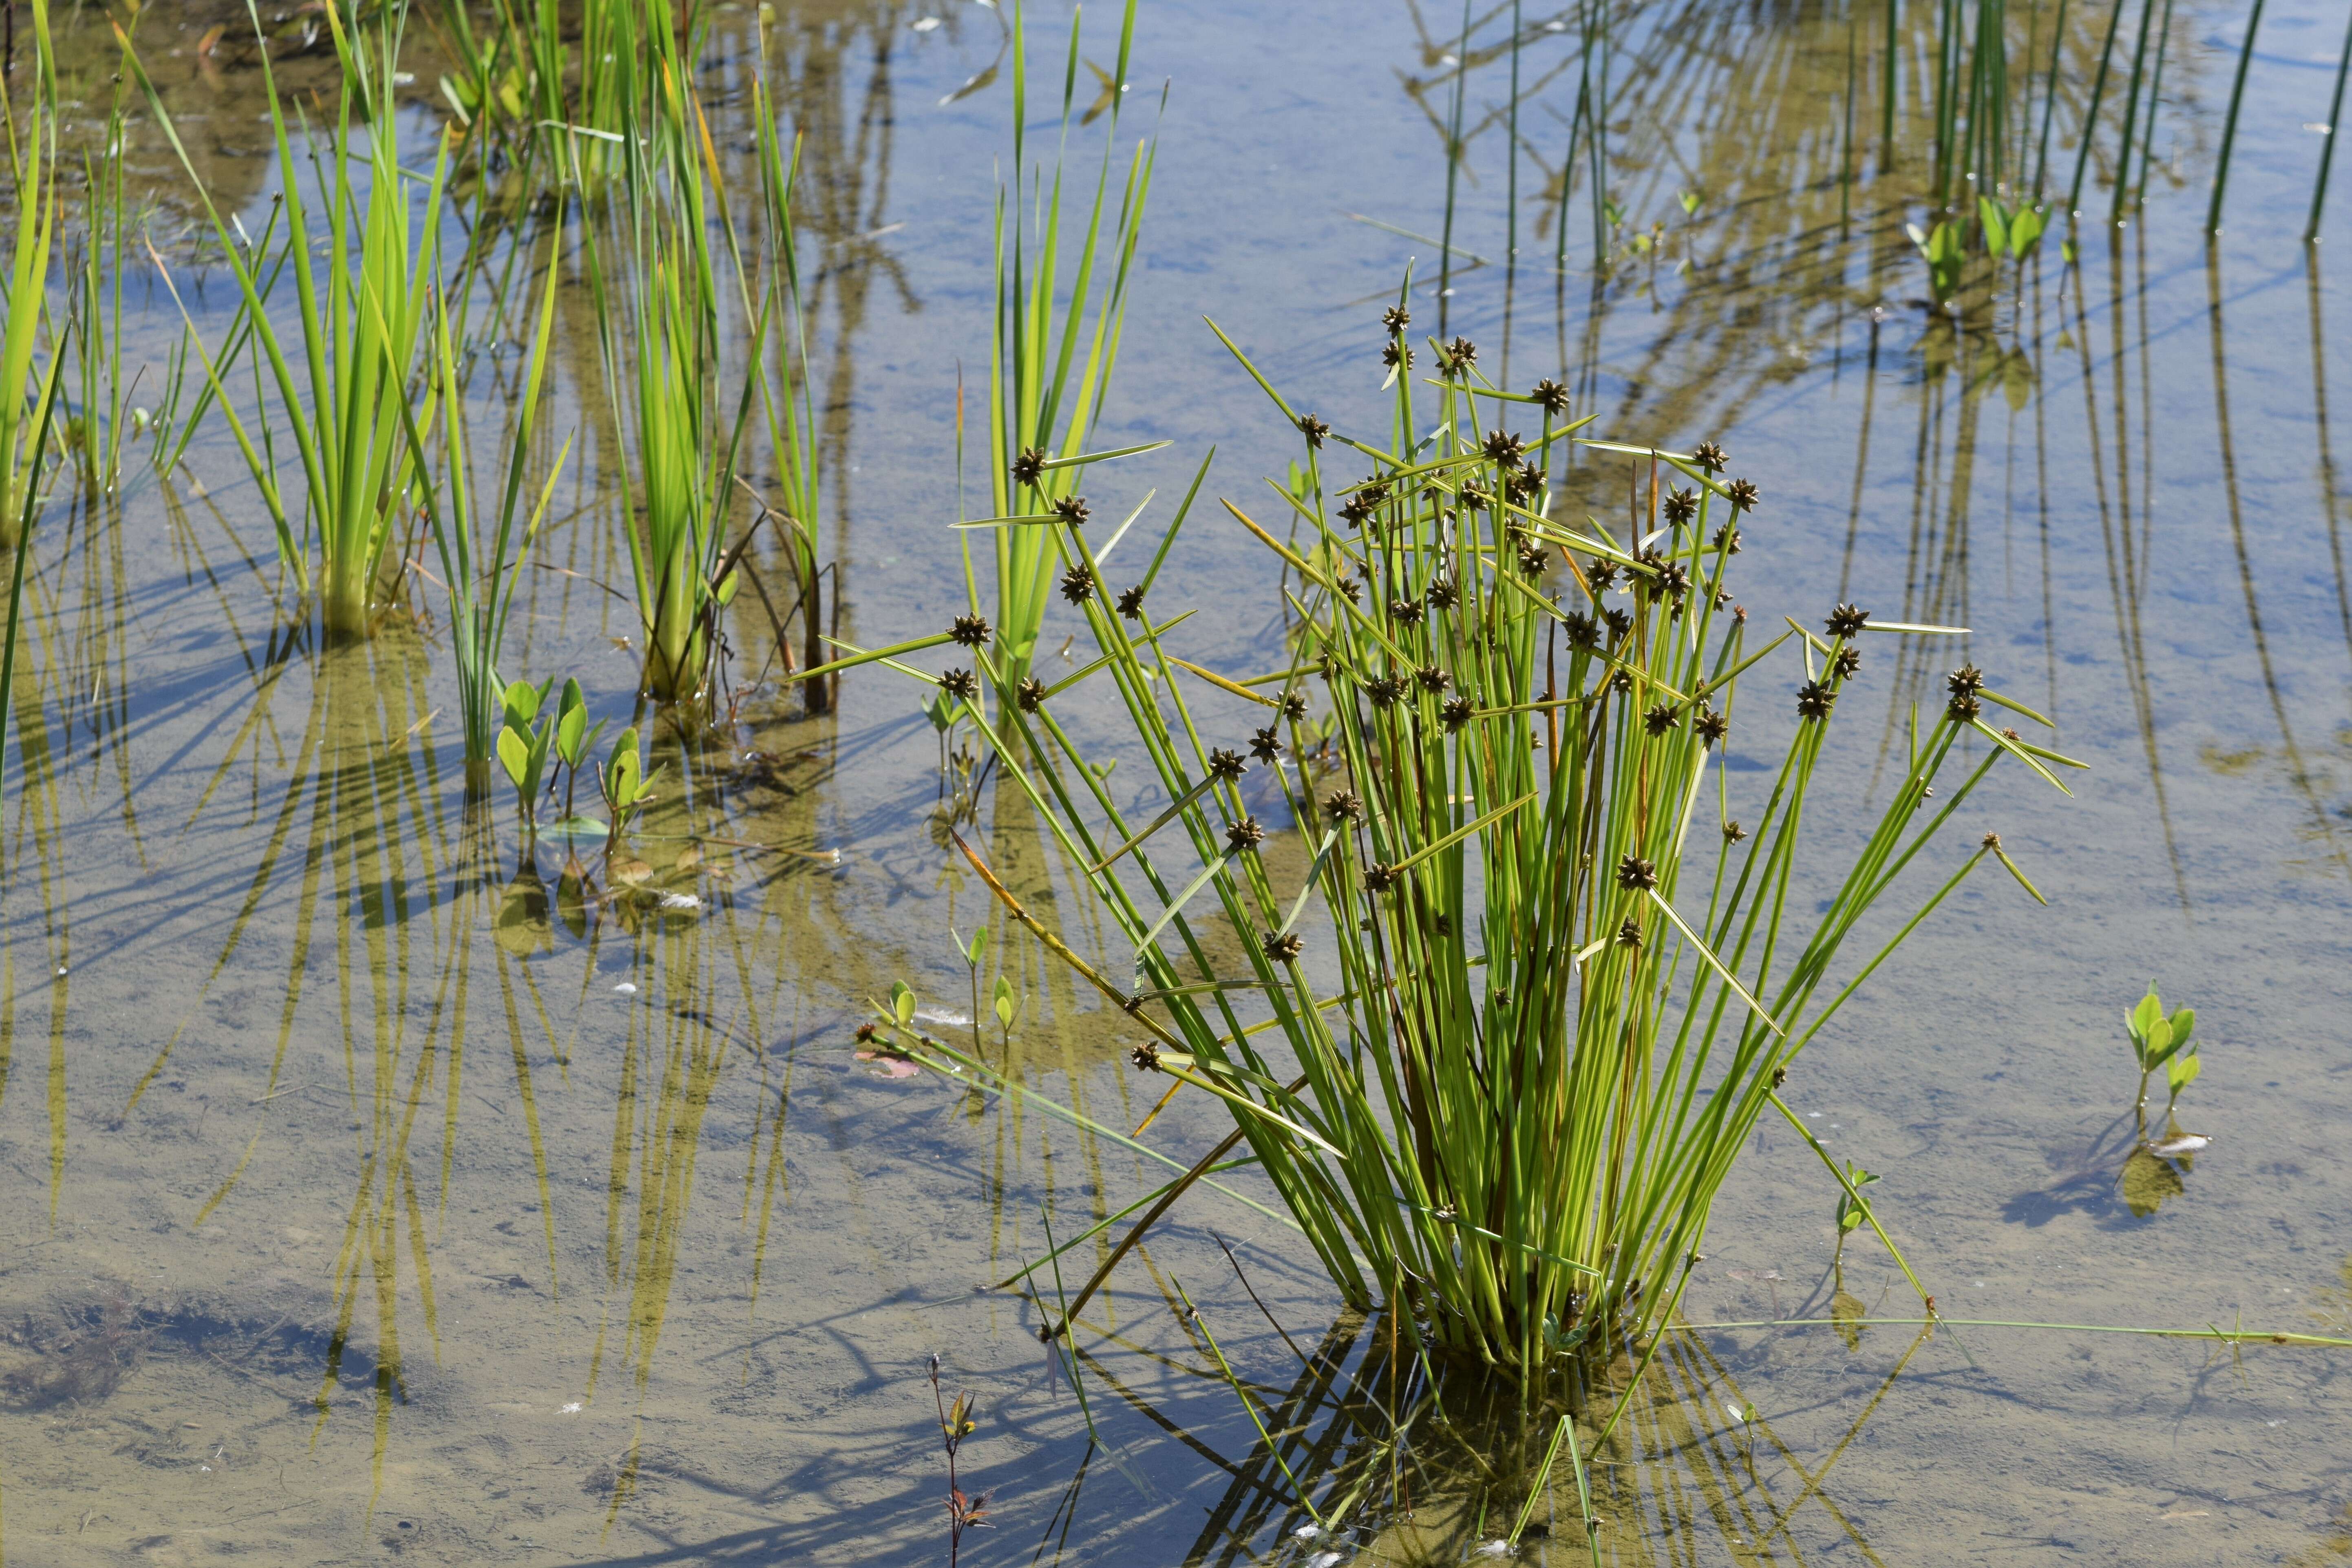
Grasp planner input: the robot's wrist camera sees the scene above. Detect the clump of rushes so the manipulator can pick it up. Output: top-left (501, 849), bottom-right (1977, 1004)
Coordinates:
top-left (958, 0), bottom-right (1168, 703)
top-left (123, 3), bottom-right (442, 639)
top-left (0, 8), bottom-right (66, 553)
top-left (583, 57), bottom-right (763, 703)
top-left (877, 294), bottom-right (2083, 1374)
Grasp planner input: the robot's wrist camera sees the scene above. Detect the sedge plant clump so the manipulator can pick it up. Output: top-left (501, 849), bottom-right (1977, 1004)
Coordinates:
top-left (877, 301), bottom-right (2083, 1374)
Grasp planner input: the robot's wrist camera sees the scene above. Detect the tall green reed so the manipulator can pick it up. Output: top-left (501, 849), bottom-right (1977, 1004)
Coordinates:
top-left (428, 0), bottom-right (698, 192)
top-left (123, 0), bottom-right (445, 639)
top-left (886, 316), bottom-right (2075, 1373)
top-left (1, 0), bottom-right (68, 747)
top-left (581, 62), bottom-right (763, 704)
top-left (965, 0), bottom-right (1155, 703)
top-left (60, 31), bottom-right (138, 497)
top-left (742, 44), bottom-right (833, 711)
top-left (1, 0), bottom-right (63, 552)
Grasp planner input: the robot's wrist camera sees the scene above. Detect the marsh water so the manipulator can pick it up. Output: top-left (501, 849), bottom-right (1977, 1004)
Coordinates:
top-left (3, 0), bottom-right (2352, 1561)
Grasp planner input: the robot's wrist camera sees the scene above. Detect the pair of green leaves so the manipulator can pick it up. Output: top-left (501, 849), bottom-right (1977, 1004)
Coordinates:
top-left (1977, 197), bottom-right (2046, 262)
top-left (600, 725), bottom-right (660, 841)
top-left (496, 676), bottom-right (569, 828)
top-left (2127, 985), bottom-right (2197, 1075)
top-left (1904, 219), bottom-right (1966, 305)
top-left (1835, 1162), bottom-right (1880, 1236)
top-left (2128, 984), bottom-right (2202, 1104)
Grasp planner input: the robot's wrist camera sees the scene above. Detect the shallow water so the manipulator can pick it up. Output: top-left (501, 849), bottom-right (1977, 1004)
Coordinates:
top-left (2, 0), bottom-right (2350, 1561)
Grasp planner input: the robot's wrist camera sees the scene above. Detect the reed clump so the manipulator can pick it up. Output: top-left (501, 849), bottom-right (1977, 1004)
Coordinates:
top-left (884, 308), bottom-right (2079, 1374)
top-left (123, 0), bottom-right (441, 640)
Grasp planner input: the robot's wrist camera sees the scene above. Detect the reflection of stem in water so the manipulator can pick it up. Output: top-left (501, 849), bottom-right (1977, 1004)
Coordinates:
top-left (2206, 251), bottom-right (2352, 879)
top-left (2308, 255), bottom-right (2351, 671)
top-left (2069, 235), bottom-right (2190, 905)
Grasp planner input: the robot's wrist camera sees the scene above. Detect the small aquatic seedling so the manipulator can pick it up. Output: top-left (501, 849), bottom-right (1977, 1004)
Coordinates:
top-left (953, 924), bottom-right (991, 1055)
top-left (2123, 983), bottom-right (2199, 1127)
top-left (992, 974), bottom-right (1022, 1049)
top-left (549, 678), bottom-right (610, 827)
top-left (1833, 1162), bottom-right (1880, 1266)
top-left (927, 1354), bottom-right (989, 1567)
top-left (1975, 197), bottom-right (2047, 262)
top-left (598, 727), bottom-right (663, 854)
top-left (1905, 219), bottom-right (1966, 306)
top-left (497, 677), bottom-right (561, 838)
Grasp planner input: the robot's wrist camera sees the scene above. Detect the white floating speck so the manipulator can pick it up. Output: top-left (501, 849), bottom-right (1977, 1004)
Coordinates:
top-left (914, 1007), bottom-right (972, 1028)
top-left (614, 982), bottom-right (638, 994)
top-left (560, 1401), bottom-right (584, 1414)
top-left (2146, 1132), bottom-right (2213, 1158)
top-left (912, 14), bottom-right (942, 29)
top-left (658, 891), bottom-right (704, 912)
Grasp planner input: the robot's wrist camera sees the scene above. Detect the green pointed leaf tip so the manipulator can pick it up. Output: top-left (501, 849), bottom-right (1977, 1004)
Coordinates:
top-left (556, 702), bottom-right (587, 766)
top-left (496, 727), bottom-right (531, 790)
top-left (2167, 1007), bottom-right (2195, 1050)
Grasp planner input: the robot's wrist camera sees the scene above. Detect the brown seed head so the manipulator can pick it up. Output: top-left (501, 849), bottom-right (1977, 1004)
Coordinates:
top-left (1691, 441), bottom-right (1728, 474)
top-left (1441, 695), bottom-right (1475, 732)
top-left (1795, 680), bottom-right (1836, 722)
top-left (1482, 429), bottom-right (1526, 466)
top-left (1052, 494), bottom-right (1091, 527)
top-left (1824, 603), bottom-right (1870, 639)
top-left (1249, 726), bottom-right (1283, 763)
top-left (1208, 747), bottom-right (1249, 781)
top-left (1059, 564), bottom-right (1096, 604)
top-left (1644, 701), bottom-right (1681, 736)
top-left (1323, 788), bottom-right (1364, 822)
top-left (1225, 815), bottom-right (1266, 853)
top-left (950, 613), bottom-right (993, 648)
top-left (1530, 378), bottom-right (1570, 415)
top-left (1130, 1042), bottom-right (1161, 1072)
top-left (1722, 819), bottom-right (1748, 844)
top-left (1617, 854), bottom-right (1659, 890)
top-left (939, 667), bottom-right (979, 701)
top-left (1416, 663), bottom-right (1451, 693)
top-left (1297, 413), bottom-right (1330, 449)
top-left (1010, 446), bottom-right (1049, 487)
top-left (1017, 678), bottom-right (1047, 712)
top-left (1662, 487), bottom-right (1698, 526)
top-left (1262, 930), bottom-right (1305, 962)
